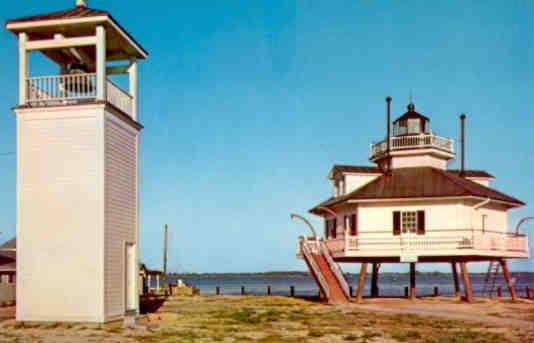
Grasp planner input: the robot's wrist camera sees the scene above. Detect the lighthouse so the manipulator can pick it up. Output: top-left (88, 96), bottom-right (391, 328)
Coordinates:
top-left (6, 1), bottom-right (148, 322)
top-left (297, 98), bottom-right (528, 304)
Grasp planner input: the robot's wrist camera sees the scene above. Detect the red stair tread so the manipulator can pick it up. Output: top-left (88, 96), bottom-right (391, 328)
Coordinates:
top-left (309, 253), bottom-right (349, 303)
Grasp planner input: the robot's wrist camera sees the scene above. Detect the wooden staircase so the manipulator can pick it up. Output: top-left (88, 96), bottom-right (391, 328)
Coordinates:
top-left (299, 237), bottom-right (351, 304)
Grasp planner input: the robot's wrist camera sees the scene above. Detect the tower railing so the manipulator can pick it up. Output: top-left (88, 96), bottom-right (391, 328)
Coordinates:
top-left (24, 73), bottom-right (133, 118)
top-left (370, 133), bottom-right (454, 159)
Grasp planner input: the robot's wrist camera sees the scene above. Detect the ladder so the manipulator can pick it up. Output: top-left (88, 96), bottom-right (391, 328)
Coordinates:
top-left (481, 261), bottom-right (501, 296)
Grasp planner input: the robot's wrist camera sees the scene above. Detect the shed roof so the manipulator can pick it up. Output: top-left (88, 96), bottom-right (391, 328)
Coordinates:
top-left (311, 167), bottom-right (524, 214)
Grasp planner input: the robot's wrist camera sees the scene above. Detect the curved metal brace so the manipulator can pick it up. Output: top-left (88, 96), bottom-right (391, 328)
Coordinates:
top-left (290, 213), bottom-right (317, 238)
top-left (515, 216), bottom-right (534, 235)
top-left (316, 206), bottom-right (337, 217)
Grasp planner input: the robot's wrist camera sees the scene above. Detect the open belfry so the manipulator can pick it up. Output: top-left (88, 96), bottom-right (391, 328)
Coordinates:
top-left (6, 0), bottom-right (147, 322)
top-left (296, 97), bottom-right (529, 303)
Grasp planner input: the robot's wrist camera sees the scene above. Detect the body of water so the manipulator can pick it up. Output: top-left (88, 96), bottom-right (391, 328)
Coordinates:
top-left (163, 272), bottom-right (534, 298)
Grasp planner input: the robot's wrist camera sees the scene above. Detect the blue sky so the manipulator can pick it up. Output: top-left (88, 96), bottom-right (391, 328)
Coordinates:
top-left (0, 1), bottom-right (533, 273)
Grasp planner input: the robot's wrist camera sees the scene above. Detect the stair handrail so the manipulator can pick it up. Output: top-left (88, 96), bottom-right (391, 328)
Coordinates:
top-left (319, 239), bottom-right (351, 299)
top-left (299, 236), bottom-right (330, 299)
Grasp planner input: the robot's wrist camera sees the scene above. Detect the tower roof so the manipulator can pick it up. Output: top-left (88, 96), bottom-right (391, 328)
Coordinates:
top-left (310, 167), bottom-right (524, 214)
top-left (393, 103), bottom-right (430, 124)
top-left (5, 5), bottom-right (148, 60)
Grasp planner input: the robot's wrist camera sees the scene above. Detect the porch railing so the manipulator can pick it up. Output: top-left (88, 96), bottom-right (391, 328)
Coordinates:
top-left (325, 230), bottom-right (529, 256)
top-left (370, 133), bottom-right (454, 159)
top-left (25, 73), bottom-right (133, 117)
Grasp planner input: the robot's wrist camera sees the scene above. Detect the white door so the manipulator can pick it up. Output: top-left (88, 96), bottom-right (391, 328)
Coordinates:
top-left (125, 243), bottom-right (136, 312)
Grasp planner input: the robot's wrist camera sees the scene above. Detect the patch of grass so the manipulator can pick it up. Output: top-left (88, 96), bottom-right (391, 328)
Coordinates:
top-left (391, 329), bottom-right (422, 341)
top-left (361, 330), bottom-right (381, 342)
top-left (423, 330), bottom-right (509, 343)
top-left (308, 328), bottom-right (324, 337)
top-left (343, 333), bottom-right (359, 341)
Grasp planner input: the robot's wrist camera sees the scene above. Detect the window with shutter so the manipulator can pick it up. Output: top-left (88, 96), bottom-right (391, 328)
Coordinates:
top-left (393, 211), bottom-right (401, 236)
top-left (417, 210), bottom-right (425, 235)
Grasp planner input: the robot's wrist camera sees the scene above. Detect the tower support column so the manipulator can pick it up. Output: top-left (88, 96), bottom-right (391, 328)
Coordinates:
top-left (451, 262), bottom-right (461, 297)
top-left (371, 263), bottom-right (380, 297)
top-left (499, 259), bottom-right (517, 301)
top-left (409, 262), bottom-right (416, 300)
top-left (460, 262), bottom-right (474, 303)
top-left (356, 263), bottom-right (367, 303)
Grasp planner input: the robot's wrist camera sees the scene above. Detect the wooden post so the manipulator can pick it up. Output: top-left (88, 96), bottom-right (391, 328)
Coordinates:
top-left (128, 57), bottom-right (138, 121)
top-left (163, 224), bottom-right (168, 276)
top-left (371, 263), bottom-right (380, 297)
top-left (409, 263), bottom-right (416, 300)
top-left (526, 286), bottom-right (531, 299)
top-left (216, 286), bottom-right (220, 295)
top-left (95, 25), bottom-right (106, 101)
top-left (267, 285), bottom-right (271, 296)
top-left (356, 263), bottom-right (368, 303)
top-left (459, 262), bottom-right (474, 303)
top-left (241, 286), bottom-right (245, 295)
top-left (499, 259), bottom-right (518, 301)
top-left (404, 286), bottom-right (408, 297)
top-left (18, 32), bottom-right (28, 106)
top-left (349, 286), bottom-right (353, 297)
top-left (434, 286), bottom-right (439, 297)
top-left (497, 287), bottom-right (502, 297)
top-left (451, 262), bottom-right (461, 297)
top-left (290, 286), bottom-right (295, 297)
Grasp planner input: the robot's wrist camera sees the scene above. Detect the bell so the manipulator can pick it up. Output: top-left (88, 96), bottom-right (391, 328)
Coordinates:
top-left (62, 63), bottom-right (94, 94)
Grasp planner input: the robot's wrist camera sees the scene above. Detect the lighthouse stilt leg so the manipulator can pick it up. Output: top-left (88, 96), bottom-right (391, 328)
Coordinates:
top-left (356, 263), bottom-right (368, 303)
top-left (460, 262), bottom-right (474, 303)
top-left (451, 262), bottom-right (461, 297)
top-left (500, 259), bottom-right (517, 301)
top-left (409, 262), bottom-right (416, 300)
top-left (371, 263), bottom-right (380, 297)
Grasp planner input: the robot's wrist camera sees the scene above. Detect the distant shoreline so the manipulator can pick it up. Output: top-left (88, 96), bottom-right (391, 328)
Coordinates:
top-left (167, 271), bottom-right (534, 277)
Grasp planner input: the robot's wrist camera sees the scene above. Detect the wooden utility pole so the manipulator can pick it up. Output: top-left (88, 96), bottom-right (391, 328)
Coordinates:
top-left (163, 224), bottom-right (168, 275)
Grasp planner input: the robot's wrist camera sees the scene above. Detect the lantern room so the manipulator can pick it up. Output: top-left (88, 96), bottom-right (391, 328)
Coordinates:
top-left (392, 103), bottom-right (430, 136)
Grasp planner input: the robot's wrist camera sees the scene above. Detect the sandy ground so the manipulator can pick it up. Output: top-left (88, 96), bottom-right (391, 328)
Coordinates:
top-left (0, 296), bottom-right (531, 342)
top-left (346, 296), bottom-right (534, 330)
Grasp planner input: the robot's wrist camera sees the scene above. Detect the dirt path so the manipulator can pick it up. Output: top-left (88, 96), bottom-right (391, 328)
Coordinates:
top-left (343, 297), bottom-right (534, 330)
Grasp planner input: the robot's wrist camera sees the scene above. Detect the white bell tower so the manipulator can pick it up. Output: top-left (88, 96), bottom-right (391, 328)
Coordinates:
top-left (6, 1), bottom-right (148, 323)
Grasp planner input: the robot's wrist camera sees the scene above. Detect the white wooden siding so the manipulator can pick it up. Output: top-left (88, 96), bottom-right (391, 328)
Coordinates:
top-left (17, 106), bottom-right (105, 322)
top-left (104, 111), bottom-right (138, 319)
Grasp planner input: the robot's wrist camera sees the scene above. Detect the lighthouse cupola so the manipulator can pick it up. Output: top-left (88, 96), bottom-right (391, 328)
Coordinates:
top-left (392, 103), bottom-right (430, 136)
top-left (370, 99), bottom-right (455, 170)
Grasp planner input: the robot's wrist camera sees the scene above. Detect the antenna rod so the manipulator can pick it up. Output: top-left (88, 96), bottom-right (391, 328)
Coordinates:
top-left (163, 224), bottom-right (168, 275)
top-left (386, 96), bottom-right (392, 173)
top-left (459, 114), bottom-right (466, 177)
